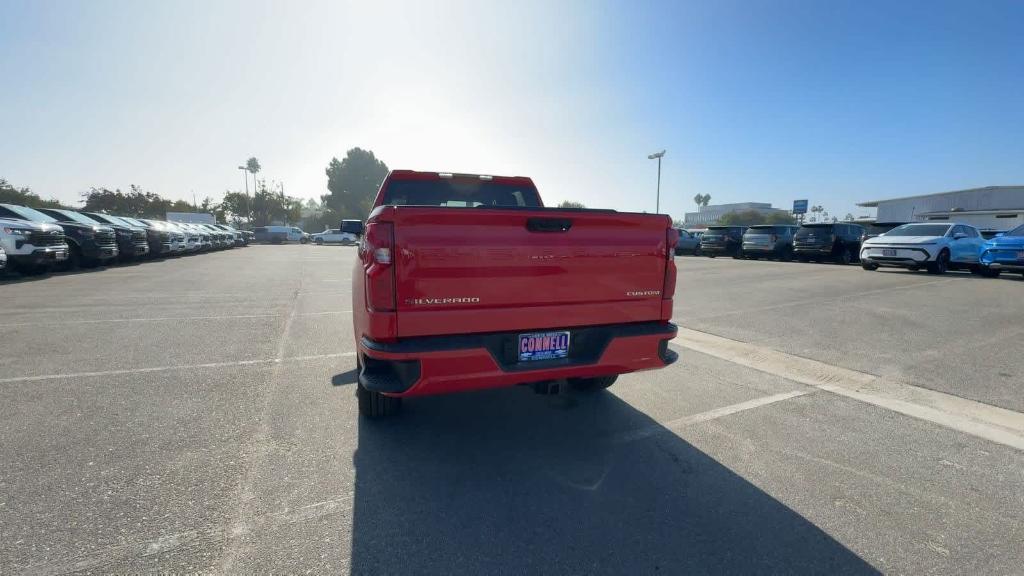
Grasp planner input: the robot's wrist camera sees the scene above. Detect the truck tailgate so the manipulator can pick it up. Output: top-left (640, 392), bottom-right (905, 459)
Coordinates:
top-left (389, 207), bottom-right (672, 337)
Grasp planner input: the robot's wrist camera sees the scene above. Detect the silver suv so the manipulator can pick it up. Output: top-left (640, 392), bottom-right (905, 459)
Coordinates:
top-left (742, 225), bottom-right (800, 260)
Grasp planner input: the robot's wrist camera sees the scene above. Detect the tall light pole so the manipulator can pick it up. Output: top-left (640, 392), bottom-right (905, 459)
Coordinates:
top-left (647, 150), bottom-right (665, 213)
top-left (237, 165), bottom-right (249, 196)
top-left (237, 165), bottom-right (251, 225)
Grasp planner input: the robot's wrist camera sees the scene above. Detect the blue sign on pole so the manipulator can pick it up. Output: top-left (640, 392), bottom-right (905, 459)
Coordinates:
top-left (792, 199), bottom-right (808, 214)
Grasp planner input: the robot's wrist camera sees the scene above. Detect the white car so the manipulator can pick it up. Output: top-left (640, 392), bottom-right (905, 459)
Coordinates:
top-left (0, 215), bottom-right (68, 274)
top-left (860, 222), bottom-right (985, 274)
top-left (311, 228), bottom-right (358, 245)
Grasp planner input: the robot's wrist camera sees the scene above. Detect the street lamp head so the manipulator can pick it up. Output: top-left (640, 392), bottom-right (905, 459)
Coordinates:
top-left (647, 150), bottom-right (666, 160)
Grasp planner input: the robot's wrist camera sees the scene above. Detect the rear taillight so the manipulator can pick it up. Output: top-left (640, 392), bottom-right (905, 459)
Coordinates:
top-left (663, 228), bottom-right (678, 298)
top-left (362, 222), bottom-right (395, 312)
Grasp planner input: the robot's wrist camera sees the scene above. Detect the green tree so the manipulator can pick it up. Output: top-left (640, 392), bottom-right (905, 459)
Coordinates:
top-left (764, 212), bottom-right (797, 224)
top-left (0, 178), bottom-right (66, 209)
top-left (323, 148), bottom-right (389, 219)
top-left (557, 200), bottom-right (586, 209)
top-left (693, 194), bottom-right (702, 209)
top-left (718, 210), bottom-right (764, 225)
top-left (246, 157), bottom-right (261, 181)
top-left (219, 191), bottom-right (252, 227)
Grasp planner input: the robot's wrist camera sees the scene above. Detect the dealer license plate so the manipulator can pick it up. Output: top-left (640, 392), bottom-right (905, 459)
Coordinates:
top-left (518, 331), bottom-right (570, 362)
top-left (882, 249), bottom-right (897, 257)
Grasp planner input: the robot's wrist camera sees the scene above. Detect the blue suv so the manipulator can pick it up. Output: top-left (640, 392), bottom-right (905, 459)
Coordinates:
top-left (979, 223), bottom-right (1024, 278)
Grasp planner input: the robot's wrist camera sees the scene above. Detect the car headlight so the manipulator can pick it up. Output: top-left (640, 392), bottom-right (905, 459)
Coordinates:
top-left (2, 226), bottom-right (32, 236)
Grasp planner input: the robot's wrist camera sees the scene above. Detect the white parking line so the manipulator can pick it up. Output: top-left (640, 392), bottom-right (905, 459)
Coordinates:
top-left (0, 311), bottom-right (352, 328)
top-left (21, 495), bottom-right (355, 575)
top-left (0, 352), bottom-right (356, 384)
top-left (673, 327), bottom-right (1024, 451)
top-left (685, 278), bottom-right (954, 321)
top-left (614, 390), bottom-right (814, 444)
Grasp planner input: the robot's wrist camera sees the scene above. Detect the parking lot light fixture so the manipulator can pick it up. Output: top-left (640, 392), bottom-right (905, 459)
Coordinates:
top-left (648, 150), bottom-right (666, 213)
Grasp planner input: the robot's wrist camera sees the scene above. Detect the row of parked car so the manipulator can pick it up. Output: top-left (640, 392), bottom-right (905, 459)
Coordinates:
top-left (0, 203), bottom-right (253, 276)
top-left (675, 221), bottom-right (1024, 277)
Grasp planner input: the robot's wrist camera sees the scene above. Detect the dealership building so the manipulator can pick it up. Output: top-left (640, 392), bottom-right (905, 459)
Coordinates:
top-left (858, 186), bottom-right (1024, 231)
top-left (683, 202), bottom-right (791, 226)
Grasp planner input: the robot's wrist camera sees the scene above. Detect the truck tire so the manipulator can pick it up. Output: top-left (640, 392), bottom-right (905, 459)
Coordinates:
top-left (861, 261), bottom-right (878, 271)
top-left (357, 383), bottom-right (402, 417)
top-left (569, 375), bottom-right (618, 392)
top-left (836, 247), bottom-right (852, 265)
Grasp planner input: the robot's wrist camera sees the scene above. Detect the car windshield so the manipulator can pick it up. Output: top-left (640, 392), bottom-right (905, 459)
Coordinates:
top-left (1006, 224), bottom-right (1024, 236)
top-left (885, 224), bottom-right (951, 237)
top-left (745, 227), bottom-right (777, 235)
top-left (107, 215), bottom-right (137, 227)
top-left (52, 209), bottom-right (104, 226)
top-left (1, 204), bottom-right (58, 223)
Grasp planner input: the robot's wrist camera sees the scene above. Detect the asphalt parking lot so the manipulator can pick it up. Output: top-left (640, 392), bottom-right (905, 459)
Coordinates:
top-left (2, 246), bottom-right (1023, 574)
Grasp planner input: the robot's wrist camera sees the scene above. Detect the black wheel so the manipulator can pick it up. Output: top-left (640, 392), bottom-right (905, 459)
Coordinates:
top-left (861, 261), bottom-right (878, 271)
top-left (707, 254), bottom-right (716, 259)
top-left (693, 246), bottom-right (701, 256)
top-left (796, 255), bottom-right (808, 263)
top-left (836, 248), bottom-right (852, 265)
top-left (355, 356), bottom-right (401, 418)
top-left (300, 237), bottom-right (309, 244)
top-left (315, 238), bottom-right (324, 245)
top-left (357, 383), bottom-right (401, 417)
top-left (569, 375), bottom-right (618, 392)
top-left (927, 250), bottom-right (950, 275)
top-left (780, 247), bottom-right (793, 262)
top-left (979, 267), bottom-right (1001, 278)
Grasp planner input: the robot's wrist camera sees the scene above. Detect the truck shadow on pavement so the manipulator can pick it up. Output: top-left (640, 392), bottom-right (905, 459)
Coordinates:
top-left (350, 387), bottom-right (878, 575)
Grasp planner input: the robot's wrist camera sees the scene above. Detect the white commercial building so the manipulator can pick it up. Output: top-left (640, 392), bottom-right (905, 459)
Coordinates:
top-left (683, 202), bottom-right (790, 226)
top-left (857, 186), bottom-right (1024, 231)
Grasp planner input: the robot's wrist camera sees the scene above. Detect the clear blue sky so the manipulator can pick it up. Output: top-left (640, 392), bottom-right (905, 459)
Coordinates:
top-left (2, 0), bottom-right (1022, 221)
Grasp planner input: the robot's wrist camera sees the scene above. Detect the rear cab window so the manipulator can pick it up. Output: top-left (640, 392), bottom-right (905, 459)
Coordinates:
top-left (381, 176), bottom-right (542, 208)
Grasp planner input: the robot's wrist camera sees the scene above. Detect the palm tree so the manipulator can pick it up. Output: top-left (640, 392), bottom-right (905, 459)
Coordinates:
top-left (245, 157), bottom-right (261, 222)
top-left (693, 194), bottom-right (703, 210)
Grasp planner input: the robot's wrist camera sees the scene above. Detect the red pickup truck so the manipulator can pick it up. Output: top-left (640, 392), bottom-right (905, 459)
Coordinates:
top-left (350, 170), bottom-right (679, 417)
